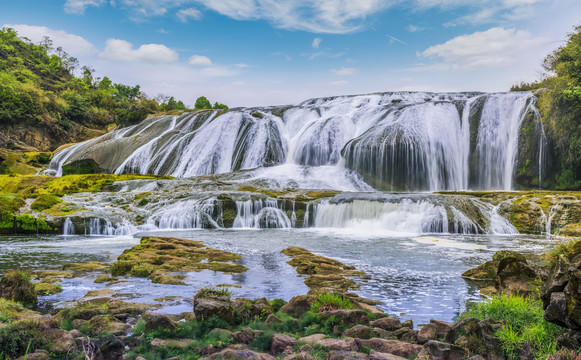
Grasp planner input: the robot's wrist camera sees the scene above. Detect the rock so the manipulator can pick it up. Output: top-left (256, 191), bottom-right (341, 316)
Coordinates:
top-left (62, 261), bottom-right (109, 272)
top-left (150, 338), bottom-right (195, 349)
top-left (495, 255), bottom-right (540, 295)
top-left (284, 352), bottom-right (315, 360)
top-left (69, 329), bottom-right (82, 338)
top-left (99, 335), bottom-right (124, 360)
top-left (317, 338), bottom-right (358, 351)
top-left (325, 351), bottom-right (368, 360)
top-left (203, 347), bottom-right (276, 360)
top-left (280, 295), bottom-right (315, 317)
top-left (417, 340), bottom-right (469, 360)
top-left (370, 317), bottom-right (402, 331)
top-left (17, 350), bottom-right (50, 360)
top-left (0, 269), bottom-right (37, 306)
top-left (86, 315), bottom-right (130, 336)
top-left (94, 275), bottom-right (117, 283)
top-left (355, 338), bottom-right (422, 358)
top-left (391, 327), bottom-right (411, 338)
top-left (271, 334), bottom-right (297, 355)
top-left (372, 327), bottom-right (391, 339)
top-left (400, 330), bottom-right (418, 343)
top-left (231, 328), bottom-right (264, 344)
top-left (356, 302), bottom-right (385, 317)
top-left (343, 325), bottom-right (373, 339)
top-left (319, 309), bottom-right (369, 325)
top-left (299, 344), bottom-right (314, 352)
top-left (544, 292), bottom-right (568, 327)
top-left (368, 350), bottom-right (408, 360)
top-left (417, 323), bottom-right (438, 344)
top-left (141, 312), bottom-right (179, 332)
top-left (446, 318), bottom-right (503, 360)
top-left (197, 344), bottom-right (220, 356)
top-left (299, 334), bottom-right (327, 344)
top-left (401, 320), bottom-right (413, 328)
top-left (234, 298), bottom-right (274, 321)
top-left (210, 328), bottom-right (233, 338)
top-left (194, 294), bottom-right (236, 324)
top-left (265, 314), bottom-right (282, 324)
top-left (41, 328), bottom-right (75, 353)
top-left (430, 319), bottom-right (453, 339)
top-left (72, 319), bottom-right (88, 329)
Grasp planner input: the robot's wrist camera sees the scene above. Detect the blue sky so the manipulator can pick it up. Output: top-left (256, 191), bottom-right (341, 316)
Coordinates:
top-left (1, 0), bottom-right (580, 107)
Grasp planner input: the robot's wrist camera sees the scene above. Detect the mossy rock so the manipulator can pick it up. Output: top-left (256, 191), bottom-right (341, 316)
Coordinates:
top-left (304, 274), bottom-right (359, 291)
top-left (111, 236), bottom-right (247, 282)
top-left (0, 269), bottom-right (37, 307)
top-left (462, 261), bottom-right (497, 281)
top-left (33, 270), bottom-right (74, 281)
top-left (94, 275), bottom-right (117, 284)
top-left (30, 194), bottom-right (62, 211)
top-left (63, 261), bottom-right (110, 272)
top-left (151, 274), bottom-right (186, 285)
top-left (35, 282), bottom-right (63, 296)
top-left (61, 159), bottom-right (102, 176)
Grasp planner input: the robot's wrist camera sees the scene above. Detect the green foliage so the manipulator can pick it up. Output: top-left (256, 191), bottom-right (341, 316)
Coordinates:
top-left (30, 193), bottom-right (62, 211)
top-left (213, 102), bottom-right (228, 110)
top-left (462, 294), bottom-right (562, 360)
top-left (311, 292), bottom-right (353, 313)
top-left (194, 96), bottom-right (212, 110)
top-left (15, 214), bottom-right (52, 231)
top-left (0, 321), bottom-right (45, 359)
top-left (196, 287), bottom-right (233, 299)
top-left (0, 269), bottom-right (37, 307)
top-left (159, 96), bottom-right (187, 112)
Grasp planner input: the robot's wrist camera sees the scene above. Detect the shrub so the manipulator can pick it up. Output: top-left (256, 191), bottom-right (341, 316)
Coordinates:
top-left (195, 287), bottom-right (232, 299)
top-left (0, 269), bottom-right (37, 307)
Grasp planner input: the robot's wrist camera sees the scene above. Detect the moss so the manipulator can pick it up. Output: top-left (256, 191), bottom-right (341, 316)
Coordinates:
top-left (111, 236), bottom-right (247, 281)
top-left (61, 158), bottom-right (102, 175)
top-left (35, 282), bottom-right (63, 296)
top-left (62, 261), bottom-right (110, 272)
top-left (94, 275), bottom-right (117, 283)
top-left (42, 202), bottom-right (83, 216)
top-left (304, 191), bottom-right (341, 199)
top-left (15, 214), bottom-right (53, 231)
top-left (150, 274), bottom-right (187, 285)
top-left (30, 193), bottom-right (62, 211)
top-left (0, 193), bottom-right (24, 229)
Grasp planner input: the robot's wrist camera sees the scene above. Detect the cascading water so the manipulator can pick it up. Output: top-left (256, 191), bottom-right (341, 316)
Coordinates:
top-left (233, 199), bottom-right (291, 229)
top-left (63, 218), bottom-right (75, 235)
top-left (48, 92), bottom-right (541, 192)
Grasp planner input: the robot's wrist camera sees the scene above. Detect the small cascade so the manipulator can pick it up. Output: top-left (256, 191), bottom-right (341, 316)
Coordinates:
top-left (63, 218), bottom-right (75, 235)
top-left (487, 200), bottom-right (519, 235)
top-left (303, 204), bottom-right (310, 228)
top-left (149, 198), bottom-right (219, 229)
top-left (233, 199), bottom-right (291, 228)
top-left (545, 202), bottom-right (564, 236)
top-left (290, 201), bottom-right (297, 227)
top-left (86, 218), bottom-right (137, 236)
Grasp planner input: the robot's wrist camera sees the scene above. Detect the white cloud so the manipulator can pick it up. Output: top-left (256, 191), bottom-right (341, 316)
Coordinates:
top-left (64, 0), bottom-right (106, 14)
top-left (177, 8), bottom-right (202, 22)
top-left (312, 37), bottom-right (322, 49)
top-left (189, 55), bottom-right (212, 66)
top-left (407, 24), bottom-right (426, 32)
top-left (3, 24), bottom-right (96, 56)
top-left (419, 27), bottom-right (543, 69)
top-left (100, 39), bottom-right (179, 63)
top-left (333, 67), bottom-right (357, 76)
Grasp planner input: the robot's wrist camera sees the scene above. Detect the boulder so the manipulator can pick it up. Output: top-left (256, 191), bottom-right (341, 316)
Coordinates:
top-left (446, 318), bottom-right (503, 360)
top-left (280, 295), bottom-right (314, 317)
top-left (355, 338), bottom-right (422, 358)
top-left (194, 295), bottom-right (236, 324)
top-left (325, 351), bottom-right (368, 360)
top-left (417, 323), bottom-right (438, 344)
top-left (319, 309), bottom-right (369, 325)
top-left (417, 340), bottom-right (469, 360)
top-left (231, 328), bottom-right (264, 344)
top-left (86, 315), bottom-right (130, 336)
top-left (41, 329), bottom-right (75, 353)
top-left (430, 319), bottom-right (453, 339)
top-left (202, 348), bottom-right (275, 360)
top-left (150, 338), bottom-right (195, 350)
top-left (343, 325), bottom-right (373, 339)
top-left (495, 255), bottom-right (541, 295)
top-left (265, 314), bottom-right (282, 325)
top-left (317, 338), bottom-right (358, 351)
top-left (142, 312), bottom-right (179, 332)
top-left (98, 335), bottom-right (124, 360)
top-left (271, 334), bottom-right (297, 355)
top-left (284, 352), bottom-right (316, 360)
top-left (370, 317), bottom-right (402, 331)
top-left (368, 350), bottom-right (407, 360)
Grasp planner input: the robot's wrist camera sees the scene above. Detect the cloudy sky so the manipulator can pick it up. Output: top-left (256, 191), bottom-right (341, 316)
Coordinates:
top-left (2, 0), bottom-right (580, 107)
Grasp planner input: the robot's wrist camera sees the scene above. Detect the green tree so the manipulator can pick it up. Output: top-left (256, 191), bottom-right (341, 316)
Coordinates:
top-left (194, 96), bottom-right (212, 110)
top-left (213, 102), bottom-right (228, 110)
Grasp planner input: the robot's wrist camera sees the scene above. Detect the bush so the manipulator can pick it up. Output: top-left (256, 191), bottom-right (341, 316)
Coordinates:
top-left (462, 294), bottom-right (562, 360)
top-left (0, 269), bottom-right (37, 307)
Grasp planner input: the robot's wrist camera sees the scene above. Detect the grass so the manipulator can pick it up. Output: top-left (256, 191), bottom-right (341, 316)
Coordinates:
top-left (311, 292), bottom-right (353, 313)
top-left (195, 287), bottom-right (233, 299)
top-left (462, 294), bottom-right (563, 360)
top-left (544, 237), bottom-right (581, 265)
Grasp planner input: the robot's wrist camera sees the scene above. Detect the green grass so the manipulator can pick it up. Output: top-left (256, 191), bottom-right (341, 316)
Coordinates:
top-left (195, 287), bottom-right (233, 299)
top-left (462, 294), bottom-right (563, 360)
top-left (311, 292), bottom-right (353, 313)
top-left (544, 237), bottom-right (581, 265)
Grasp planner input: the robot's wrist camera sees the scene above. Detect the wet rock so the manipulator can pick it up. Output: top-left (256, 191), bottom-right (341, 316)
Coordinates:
top-left (319, 309), bottom-right (369, 325)
top-left (417, 340), bottom-right (469, 360)
top-left (343, 325), bottom-right (373, 339)
top-left (370, 316), bottom-right (402, 331)
top-left (271, 334), bottom-right (297, 355)
top-left (325, 351), bottom-right (368, 360)
top-left (355, 338), bottom-right (422, 358)
top-left (142, 312), bottom-right (179, 332)
top-left (417, 323), bottom-right (438, 344)
top-left (401, 319), bottom-right (413, 328)
top-left (62, 261), bottom-right (109, 272)
top-left (151, 337), bottom-right (195, 349)
top-left (94, 275), bottom-right (117, 283)
top-left (280, 295), bottom-right (314, 317)
top-left (232, 328), bottom-right (264, 344)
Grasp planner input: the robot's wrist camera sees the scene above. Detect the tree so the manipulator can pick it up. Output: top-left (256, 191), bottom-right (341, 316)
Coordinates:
top-left (213, 102), bottom-right (228, 110)
top-left (194, 96), bottom-right (212, 110)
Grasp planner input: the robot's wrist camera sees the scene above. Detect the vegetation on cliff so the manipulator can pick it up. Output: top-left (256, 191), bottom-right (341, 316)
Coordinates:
top-left (512, 25), bottom-right (581, 189)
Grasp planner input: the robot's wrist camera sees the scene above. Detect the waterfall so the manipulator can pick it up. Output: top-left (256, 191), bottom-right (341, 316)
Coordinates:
top-left (86, 218), bottom-right (137, 236)
top-left (63, 218), bottom-right (75, 235)
top-left (232, 199), bottom-right (291, 229)
top-left (149, 198), bottom-right (219, 229)
top-left (48, 92), bottom-right (539, 192)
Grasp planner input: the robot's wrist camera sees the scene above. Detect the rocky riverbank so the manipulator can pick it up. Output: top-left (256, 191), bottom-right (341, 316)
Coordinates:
top-left (0, 236), bottom-right (579, 360)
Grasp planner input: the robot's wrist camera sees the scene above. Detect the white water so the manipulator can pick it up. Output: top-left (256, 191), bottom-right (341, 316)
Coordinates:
top-left (63, 218), bottom-right (75, 235)
top-left (233, 199), bottom-right (291, 229)
top-left (49, 92), bottom-right (540, 192)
